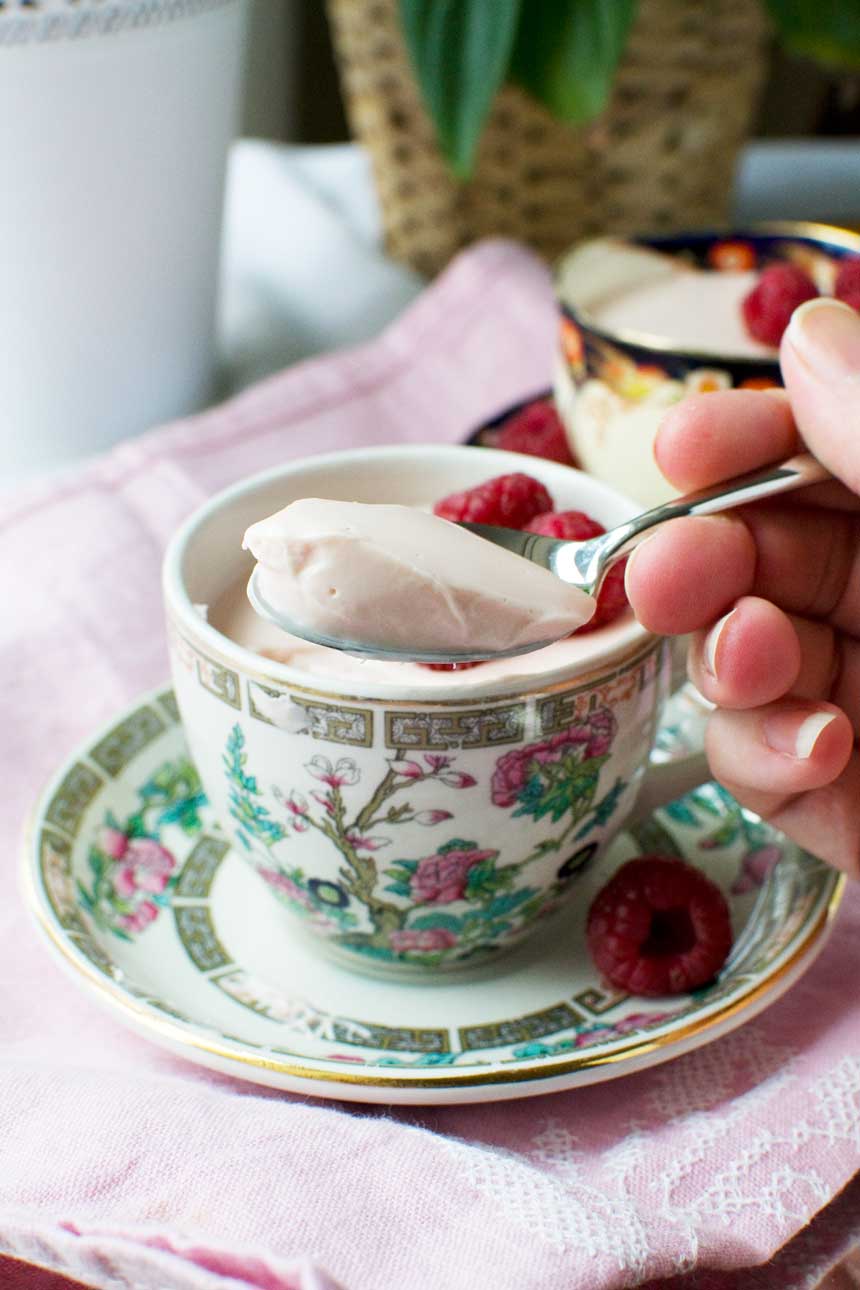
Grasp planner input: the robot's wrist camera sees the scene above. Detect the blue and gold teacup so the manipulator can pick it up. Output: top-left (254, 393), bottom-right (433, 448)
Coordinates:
top-left (554, 224), bottom-right (860, 507)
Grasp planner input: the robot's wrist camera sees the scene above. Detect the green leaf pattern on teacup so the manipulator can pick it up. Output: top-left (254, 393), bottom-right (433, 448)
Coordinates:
top-left (77, 757), bottom-right (203, 939)
top-left (663, 781), bottom-right (784, 896)
top-left (220, 707), bottom-right (623, 966)
top-left (223, 724), bottom-right (287, 849)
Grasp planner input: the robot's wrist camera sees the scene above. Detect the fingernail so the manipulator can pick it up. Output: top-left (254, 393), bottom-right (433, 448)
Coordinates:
top-left (763, 708), bottom-right (837, 759)
top-left (623, 531), bottom-right (661, 592)
top-left (703, 609), bottom-right (735, 678)
top-left (786, 298), bottom-right (860, 381)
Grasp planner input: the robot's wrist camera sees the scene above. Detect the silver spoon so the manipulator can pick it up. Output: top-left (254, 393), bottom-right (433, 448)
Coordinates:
top-left (247, 452), bottom-right (830, 664)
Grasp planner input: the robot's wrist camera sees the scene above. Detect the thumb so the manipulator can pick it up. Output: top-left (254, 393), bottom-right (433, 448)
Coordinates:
top-left (780, 298), bottom-right (860, 495)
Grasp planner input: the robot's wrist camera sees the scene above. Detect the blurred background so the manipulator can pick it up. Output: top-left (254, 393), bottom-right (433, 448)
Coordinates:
top-left (3, 0), bottom-right (858, 482)
top-left (242, 1), bottom-right (860, 150)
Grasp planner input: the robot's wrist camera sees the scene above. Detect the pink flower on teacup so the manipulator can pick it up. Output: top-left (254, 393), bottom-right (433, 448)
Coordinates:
top-left (98, 826), bottom-right (128, 860)
top-left (307, 911), bottom-right (339, 933)
top-left (259, 867), bottom-right (313, 908)
top-left (612, 1011), bottom-right (673, 1034)
top-left (305, 755), bottom-right (359, 788)
top-left (389, 759), bottom-right (424, 780)
top-left (411, 847), bottom-right (496, 904)
top-left (103, 833), bottom-right (175, 897)
top-left (126, 838), bottom-right (175, 889)
top-left (345, 830), bottom-right (389, 852)
top-left (439, 769), bottom-right (477, 789)
top-left (413, 810), bottom-right (453, 826)
top-left (731, 844), bottom-right (782, 895)
top-left (310, 790), bottom-right (336, 815)
top-left (388, 755), bottom-right (475, 789)
top-left (389, 927), bottom-right (457, 953)
top-left (574, 1026), bottom-right (615, 1049)
top-left (113, 867), bottom-right (138, 898)
top-left (285, 790), bottom-right (308, 815)
top-left (283, 790), bottom-right (310, 832)
top-left (117, 900), bottom-right (159, 935)
top-left (491, 709), bottom-right (616, 810)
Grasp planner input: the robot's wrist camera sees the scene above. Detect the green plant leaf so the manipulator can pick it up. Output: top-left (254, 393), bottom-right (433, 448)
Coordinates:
top-left (663, 799), bottom-right (700, 828)
top-left (87, 848), bottom-right (105, 878)
top-left (384, 860), bottom-right (419, 880)
top-left (76, 879), bottom-right (94, 913)
top-left (399, 0), bottom-right (523, 177)
top-left (699, 819), bottom-right (741, 852)
top-left (410, 912), bottom-right (463, 933)
top-left (438, 838), bottom-right (479, 855)
top-left (484, 888), bottom-right (536, 919)
top-left (532, 838), bottom-right (561, 854)
top-left (765, 0), bottom-right (860, 69)
top-left (384, 880), bottom-right (413, 898)
top-left (124, 812), bottom-right (147, 839)
top-left (465, 858), bottom-right (516, 900)
top-left (511, 0), bottom-right (636, 124)
top-left (689, 788), bottom-right (723, 818)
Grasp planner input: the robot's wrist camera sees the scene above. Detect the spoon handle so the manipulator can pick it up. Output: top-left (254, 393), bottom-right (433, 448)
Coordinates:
top-left (596, 452), bottom-right (831, 567)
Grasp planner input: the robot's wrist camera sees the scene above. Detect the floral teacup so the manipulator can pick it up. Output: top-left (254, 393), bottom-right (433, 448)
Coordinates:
top-left (162, 446), bottom-right (700, 977)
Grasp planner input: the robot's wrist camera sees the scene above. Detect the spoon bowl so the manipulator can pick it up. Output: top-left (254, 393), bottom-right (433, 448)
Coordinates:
top-left (245, 564), bottom-right (566, 664)
top-left (247, 452), bottom-right (830, 664)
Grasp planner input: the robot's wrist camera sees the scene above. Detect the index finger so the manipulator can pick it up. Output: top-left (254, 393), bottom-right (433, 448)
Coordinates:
top-left (655, 389), bottom-right (859, 511)
top-left (656, 390), bottom-right (798, 490)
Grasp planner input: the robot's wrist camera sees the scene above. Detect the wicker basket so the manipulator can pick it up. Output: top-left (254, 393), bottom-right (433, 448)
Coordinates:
top-left (327, 0), bottom-right (771, 277)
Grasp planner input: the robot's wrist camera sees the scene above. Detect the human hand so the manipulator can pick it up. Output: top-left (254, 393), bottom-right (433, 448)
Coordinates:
top-left (625, 298), bottom-right (860, 873)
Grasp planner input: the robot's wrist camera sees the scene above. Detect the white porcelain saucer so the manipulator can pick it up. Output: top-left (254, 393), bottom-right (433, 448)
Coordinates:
top-left (23, 687), bottom-right (842, 1104)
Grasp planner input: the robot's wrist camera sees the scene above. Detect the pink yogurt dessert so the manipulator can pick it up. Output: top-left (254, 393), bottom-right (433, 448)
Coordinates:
top-left (242, 497), bottom-right (595, 658)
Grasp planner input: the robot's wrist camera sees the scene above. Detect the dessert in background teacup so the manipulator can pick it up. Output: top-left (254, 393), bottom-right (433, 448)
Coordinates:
top-left (162, 446), bottom-right (704, 979)
top-left (554, 224), bottom-right (860, 507)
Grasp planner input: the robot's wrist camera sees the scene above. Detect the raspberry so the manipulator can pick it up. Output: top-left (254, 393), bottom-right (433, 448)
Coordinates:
top-left (492, 400), bottom-right (576, 466)
top-left (421, 661), bottom-right (484, 672)
top-left (741, 263), bottom-right (818, 346)
top-left (578, 560), bottom-right (629, 633)
top-left (526, 511), bottom-right (630, 630)
top-left (434, 472), bottom-right (553, 528)
top-left (586, 855), bottom-right (733, 997)
top-left (834, 258), bottom-right (860, 311)
top-left (524, 509), bottom-right (604, 541)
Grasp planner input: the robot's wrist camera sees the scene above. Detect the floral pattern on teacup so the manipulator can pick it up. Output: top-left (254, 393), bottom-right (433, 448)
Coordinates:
top-left (77, 757), bottom-right (203, 939)
top-left (220, 710), bottom-right (624, 968)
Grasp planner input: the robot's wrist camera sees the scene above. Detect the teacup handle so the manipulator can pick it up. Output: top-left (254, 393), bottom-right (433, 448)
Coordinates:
top-left (630, 679), bottom-right (711, 823)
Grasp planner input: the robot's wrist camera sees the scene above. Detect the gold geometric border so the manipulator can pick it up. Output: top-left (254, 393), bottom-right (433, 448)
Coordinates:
top-left (23, 868), bottom-right (842, 1089)
top-left (21, 684), bottom-right (845, 1091)
top-left (169, 613), bottom-right (661, 712)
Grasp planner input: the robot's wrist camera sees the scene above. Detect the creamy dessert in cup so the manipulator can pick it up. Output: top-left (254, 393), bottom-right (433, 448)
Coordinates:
top-left (164, 446), bottom-right (703, 979)
top-left (554, 225), bottom-right (860, 508)
top-left (241, 497), bottom-right (596, 657)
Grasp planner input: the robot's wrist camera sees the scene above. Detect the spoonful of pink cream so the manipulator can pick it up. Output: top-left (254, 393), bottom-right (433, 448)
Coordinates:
top-left (243, 453), bottom-right (830, 664)
top-left (243, 498), bottom-right (596, 663)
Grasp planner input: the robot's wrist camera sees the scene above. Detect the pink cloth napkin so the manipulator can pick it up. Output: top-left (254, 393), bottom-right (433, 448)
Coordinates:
top-left (2, 239), bottom-right (859, 1290)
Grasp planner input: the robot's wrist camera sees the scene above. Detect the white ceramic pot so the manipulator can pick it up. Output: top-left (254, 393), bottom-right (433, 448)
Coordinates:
top-left (0, 0), bottom-right (248, 482)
